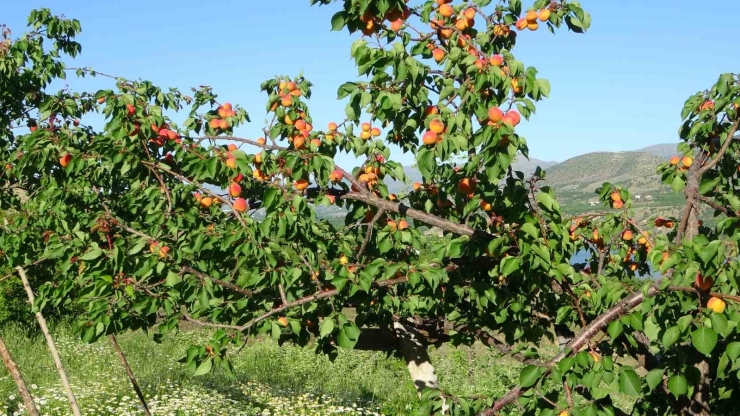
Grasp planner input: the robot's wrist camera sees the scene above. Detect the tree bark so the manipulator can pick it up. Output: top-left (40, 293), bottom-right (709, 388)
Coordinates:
top-left (393, 321), bottom-right (440, 393)
top-left (0, 336), bottom-right (39, 416)
top-left (109, 335), bottom-right (151, 416)
top-left (675, 152), bottom-right (711, 416)
top-left (16, 266), bottom-right (82, 416)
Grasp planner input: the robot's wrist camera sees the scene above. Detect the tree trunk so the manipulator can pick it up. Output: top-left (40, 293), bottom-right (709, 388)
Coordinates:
top-left (393, 321), bottom-right (440, 392)
top-left (675, 151), bottom-right (711, 416)
top-left (0, 336), bottom-right (39, 416)
top-left (16, 266), bottom-right (82, 416)
top-left (109, 335), bottom-right (151, 416)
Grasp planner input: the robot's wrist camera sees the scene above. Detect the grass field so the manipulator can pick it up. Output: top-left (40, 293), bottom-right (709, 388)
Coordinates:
top-left (0, 323), bottom-right (526, 416)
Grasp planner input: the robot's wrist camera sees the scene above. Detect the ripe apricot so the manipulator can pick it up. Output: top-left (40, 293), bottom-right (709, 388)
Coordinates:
top-left (696, 273), bottom-right (714, 291)
top-left (515, 18), bottom-right (527, 30)
top-left (488, 107), bottom-right (504, 123)
top-left (277, 317), bottom-right (289, 327)
top-left (229, 183), bottom-right (242, 198)
top-left (429, 118), bottom-right (445, 134)
top-left (502, 110), bottom-right (521, 126)
top-left (294, 178), bottom-right (309, 190)
top-left (256, 137), bottom-right (266, 145)
top-left (398, 220), bottom-right (409, 230)
top-left (457, 178), bottom-right (475, 194)
top-left (200, 196), bottom-right (213, 208)
top-left (209, 119), bottom-right (221, 129)
top-left (233, 197), bottom-right (248, 212)
top-left (218, 119), bottom-right (228, 130)
top-left (682, 156), bottom-right (693, 168)
top-left (293, 136), bottom-right (306, 149)
top-left (439, 4), bottom-right (453, 18)
top-left (330, 169), bottom-right (343, 183)
top-left (489, 54), bottom-right (504, 66)
top-left (432, 48), bottom-right (445, 63)
top-left (422, 131), bottom-right (438, 145)
top-left (538, 9), bottom-right (551, 22)
top-left (361, 122), bottom-right (371, 132)
top-left (59, 153), bottom-right (72, 167)
top-left (707, 297), bottom-right (726, 313)
top-left (225, 158), bottom-right (236, 169)
top-left (525, 10), bottom-right (538, 22)
top-left (463, 8), bottom-right (476, 20)
top-left (371, 127), bottom-right (381, 137)
top-left (622, 230), bottom-right (633, 241)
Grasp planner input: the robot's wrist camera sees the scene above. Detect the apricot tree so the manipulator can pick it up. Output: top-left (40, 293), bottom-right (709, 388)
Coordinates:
top-left (2, 2), bottom-right (740, 416)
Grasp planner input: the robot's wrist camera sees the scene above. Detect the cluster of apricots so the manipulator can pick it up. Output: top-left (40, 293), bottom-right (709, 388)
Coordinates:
top-left (609, 191), bottom-right (624, 209)
top-left (515, 8), bottom-right (551, 31)
top-left (669, 155), bottom-right (693, 170)
top-left (360, 122), bottom-right (381, 140)
top-left (654, 216), bottom-right (676, 229)
top-left (148, 241), bottom-right (170, 258)
top-left (383, 218), bottom-right (410, 231)
top-left (487, 106), bottom-right (522, 127)
top-left (208, 103), bottom-right (236, 131)
top-left (360, 5), bottom-right (411, 36)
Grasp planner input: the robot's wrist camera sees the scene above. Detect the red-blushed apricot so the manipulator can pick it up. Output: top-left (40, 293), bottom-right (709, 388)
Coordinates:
top-left (422, 131), bottom-right (438, 145)
top-left (126, 104), bottom-right (135, 117)
top-left (432, 48), bottom-right (445, 63)
top-left (229, 183), bottom-right (242, 198)
top-left (457, 178), bottom-right (475, 194)
top-left (622, 230), bottom-right (633, 241)
top-left (233, 197), bottom-right (248, 212)
top-left (218, 119), bottom-right (228, 130)
top-left (488, 107), bottom-right (504, 123)
top-left (227, 143), bottom-right (237, 151)
top-left (429, 118), bottom-right (445, 134)
top-left (398, 220), bottom-right (409, 230)
top-left (501, 110), bottom-right (521, 126)
top-left (489, 54), bottom-right (504, 66)
top-left (515, 18), bottom-right (527, 30)
top-left (59, 153), bottom-right (73, 167)
top-left (438, 4), bottom-right (453, 18)
top-left (696, 273), bottom-right (714, 291)
top-left (371, 127), bottom-right (381, 137)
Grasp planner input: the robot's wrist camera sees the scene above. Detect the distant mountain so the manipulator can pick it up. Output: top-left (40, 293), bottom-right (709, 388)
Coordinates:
top-left (542, 151), bottom-right (666, 194)
top-left (636, 143), bottom-right (678, 159)
top-left (386, 156), bottom-right (557, 194)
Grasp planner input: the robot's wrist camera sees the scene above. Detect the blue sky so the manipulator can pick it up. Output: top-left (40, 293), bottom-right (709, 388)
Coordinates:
top-left (4, 1), bottom-right (740, 167)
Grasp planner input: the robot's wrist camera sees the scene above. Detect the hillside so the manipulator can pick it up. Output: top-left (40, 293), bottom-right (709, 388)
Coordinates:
top-left (541, 150), bottom-right (693, 225)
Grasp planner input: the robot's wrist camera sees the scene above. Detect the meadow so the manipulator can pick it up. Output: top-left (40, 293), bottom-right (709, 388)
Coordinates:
top-left (0, 323), bottom-right (525, 416)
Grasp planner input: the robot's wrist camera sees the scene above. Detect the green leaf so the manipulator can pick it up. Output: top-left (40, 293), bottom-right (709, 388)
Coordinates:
top-left (667, 374), bottom-right (688, 398)
top-left (193, 358), bottom-right (213, 376)
top-left (330, 11), bottom-right (346, 31)
top-left (79, 247), bottom-right (103, 261)
top-left (662, 326), bottom-right (680, 348)
top-left (165, 271), bottom-right (182, 287)
top-left (607, 320), bottom-right (624, 340)
top-left (646, 369), bottom-right (664, 391)
top-left (320, 318), bottom-right (334, 338)
top-left (691, 327), bottom-right (718, 356)
top-left (727, 341), bottom-right (740, 362)
top-left (519, 365), bottom-right (542, 388)
top-left (128, 240), bottom-right (147, 255)
top-left (618, 368), bottom-right (641, 397)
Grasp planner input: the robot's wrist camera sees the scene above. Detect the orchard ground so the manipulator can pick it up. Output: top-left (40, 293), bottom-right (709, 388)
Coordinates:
top-left (0, 322), bottom-right (529, 416)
